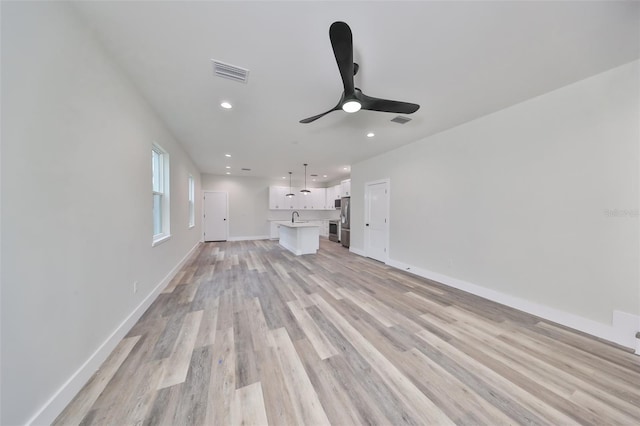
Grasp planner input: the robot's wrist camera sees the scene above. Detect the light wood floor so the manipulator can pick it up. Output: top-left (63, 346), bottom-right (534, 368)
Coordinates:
top-left (55, 239), bottom-right (640, 425)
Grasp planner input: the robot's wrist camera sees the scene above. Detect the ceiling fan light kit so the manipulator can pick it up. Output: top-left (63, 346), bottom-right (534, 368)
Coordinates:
top-left (342, 100), bottom-right (361, 113)
top-left (300, 21), bottom-right (419, 124)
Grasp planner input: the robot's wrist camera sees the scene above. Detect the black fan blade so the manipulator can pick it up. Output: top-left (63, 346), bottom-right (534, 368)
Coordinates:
top-left (330, 21), bottom-right (355, 96)
top-left (299, 104), bottom-right (341, 123)
top-left (358, 91), bottom-right (420, 114)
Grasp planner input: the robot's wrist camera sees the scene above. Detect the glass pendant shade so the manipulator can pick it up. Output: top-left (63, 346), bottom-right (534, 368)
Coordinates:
top-left (300, 163), bottom-right (311, 194)
top-left (286, 171), bottom-right (295, 197)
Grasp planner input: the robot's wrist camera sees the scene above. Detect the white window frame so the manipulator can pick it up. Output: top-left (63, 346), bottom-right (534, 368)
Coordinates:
top-left (152, 144), bottom-right (171, 246)
top-left (188, 174), bottom-right (195, 228)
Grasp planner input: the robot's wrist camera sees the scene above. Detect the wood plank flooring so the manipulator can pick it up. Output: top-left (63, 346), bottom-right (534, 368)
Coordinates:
top-left (55, 239), bottom-right (640, 425)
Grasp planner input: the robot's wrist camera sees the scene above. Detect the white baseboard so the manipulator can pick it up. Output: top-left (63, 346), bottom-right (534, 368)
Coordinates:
top-left (349, 246), bottom-right (366, 256)
top-left (28, 242), bottom-right (202, 426)
top-left (385, 258), bottom-right (640, 353)
top-left (227, 235), bottom-right (270, 242)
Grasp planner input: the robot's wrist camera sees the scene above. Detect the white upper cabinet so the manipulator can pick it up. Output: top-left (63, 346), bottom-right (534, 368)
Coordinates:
top-left (269, 186), bottom-right (298, 210)
top-left (269, 186), bottom-right (332, 210)
top-left (283, 191), bottom-right (298, 210)
top-left (297, 191), bottom-right (311, 209)
top-left (313, 187), bottom-right (327, 209)
top-left (298, 188), bottom-right (322, 209)
top-left (326, 185), bottom-right (336, 205)
top-left (328, 184), bottom-right (344, 201)
top-left (269, 186), bottom-right (286, 209)
top-left (341, 179), bottom-right (351, 197)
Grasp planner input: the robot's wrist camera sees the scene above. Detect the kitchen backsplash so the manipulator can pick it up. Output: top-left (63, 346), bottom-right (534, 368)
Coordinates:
top-left (268, 209), bottom-right (339, 221)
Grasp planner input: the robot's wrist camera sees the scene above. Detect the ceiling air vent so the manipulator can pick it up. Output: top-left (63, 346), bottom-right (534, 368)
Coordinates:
top-left (391, 116), bottom-right (412, 124)
top-left (241, 168), bottom-right (251, 171)
top-left (212, 60), bottom-right (249, 84)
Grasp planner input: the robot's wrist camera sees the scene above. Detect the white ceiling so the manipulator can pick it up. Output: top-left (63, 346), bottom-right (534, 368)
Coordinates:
top-left (74, 1), bottom-right (639, 186)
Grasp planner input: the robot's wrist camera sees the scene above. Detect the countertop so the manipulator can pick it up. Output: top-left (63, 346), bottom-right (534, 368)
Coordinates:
top-left (268, 219), bottom-right (329, 222)
top-left (278, 221), bottom-right (322, 228)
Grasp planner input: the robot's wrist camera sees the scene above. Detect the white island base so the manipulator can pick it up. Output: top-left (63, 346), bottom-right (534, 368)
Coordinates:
top-left (278, 222), bottom-right (320, 255)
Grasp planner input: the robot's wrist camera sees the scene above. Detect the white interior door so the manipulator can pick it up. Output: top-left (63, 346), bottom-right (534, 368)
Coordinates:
top-left (364, 180), bottom-right (389, 262)
top-left (204, 191), bottom-right (228, 241)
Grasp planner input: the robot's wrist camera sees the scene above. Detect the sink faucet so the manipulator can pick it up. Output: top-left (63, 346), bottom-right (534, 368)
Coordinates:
top-left (292, 211), bottom-right (299, 223)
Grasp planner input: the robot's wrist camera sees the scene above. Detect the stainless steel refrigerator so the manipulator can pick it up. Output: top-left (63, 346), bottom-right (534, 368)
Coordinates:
top-left (340, 197), bottom-right (350, 248)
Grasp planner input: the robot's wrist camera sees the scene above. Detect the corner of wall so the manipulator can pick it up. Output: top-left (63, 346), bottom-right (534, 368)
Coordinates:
top-left (27, 242), bottom-right (201, 426)
top-left (385, 257), bottom-right (639, 352)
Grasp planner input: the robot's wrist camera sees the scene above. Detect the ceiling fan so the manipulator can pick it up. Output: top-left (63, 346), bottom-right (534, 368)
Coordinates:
top-left (300, 21), bottom-right (420, 124)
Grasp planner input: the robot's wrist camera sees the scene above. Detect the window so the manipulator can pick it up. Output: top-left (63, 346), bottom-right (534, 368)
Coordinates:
top-left (188, 175), bottom-right (195, 228)
top-left (152, 144), bottom-right (170, 245)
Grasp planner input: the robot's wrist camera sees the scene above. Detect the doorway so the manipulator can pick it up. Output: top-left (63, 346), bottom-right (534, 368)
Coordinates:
top-left (364, 179), bottom-right (389, 263)
top-left (203, 191), bottom-right (228, 241)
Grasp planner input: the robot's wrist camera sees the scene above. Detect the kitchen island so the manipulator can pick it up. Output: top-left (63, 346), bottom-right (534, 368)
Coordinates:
top-left (278, 222), bottom-right (320, 255)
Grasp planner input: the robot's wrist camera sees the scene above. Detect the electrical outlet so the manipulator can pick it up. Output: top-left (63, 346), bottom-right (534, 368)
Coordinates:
top-left (133, 281), bottom-right (138, 294)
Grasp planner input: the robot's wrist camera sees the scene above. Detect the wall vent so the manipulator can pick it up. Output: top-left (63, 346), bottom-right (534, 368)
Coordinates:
top-left (391, 116), bottom-right (412, 124)
top-left (212, 60), bottom-right (250, 83)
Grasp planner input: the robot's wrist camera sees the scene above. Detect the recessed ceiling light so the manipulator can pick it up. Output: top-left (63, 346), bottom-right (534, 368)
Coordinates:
top-left (225, 166), bottom-right (231, 169)
top-left (225, 154), bottom-right (231, 157)
top-left (312, 179), bottom-right (316, 182)
top-left (323, 175), bottom-right (327, 178)
top-left (367, 132), bottom-right (375, 138)
top-left (282, 176), bottom-right (286, 179)
top-left (343, 167), bottom-right (348, 171)
top-left (226, 172), bottom-right (231, 175)
top-left (220, 101), bottom-right (232, 109)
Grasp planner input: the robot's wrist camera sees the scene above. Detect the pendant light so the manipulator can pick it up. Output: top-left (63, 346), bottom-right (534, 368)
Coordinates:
top-left (300, 163), bottom-right (311, 195)
top-left (286, 171), bottom-right (295, 198)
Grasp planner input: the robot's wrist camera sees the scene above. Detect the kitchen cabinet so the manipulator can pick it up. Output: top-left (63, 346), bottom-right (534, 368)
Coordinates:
top-left (326, 185), bottom-right (338, 206)
top-left (297, 191), bottom-right (312, 209)
top-left (311, 187), bottom-right (326, 210)
top-left (269, 186), bottom-right (285, 209)
top-left (321, 220), bottom-right (329, 237)
top-left (297, 188), bottom-right (325, 210)
top-left (269, 186), bottom-right (333, 210)
top-left (304, 220), bottom-right (329, 237)
top-left (325, 186), bottom-right (333, 205)
top-left (269, 186), bottom-right (297, 210)
top-left (341, 179), bottom-right (351, 197)
top-left (270, 221), bottom-right (282, 239)
top-left (278, 222), bottom-right (321, 255)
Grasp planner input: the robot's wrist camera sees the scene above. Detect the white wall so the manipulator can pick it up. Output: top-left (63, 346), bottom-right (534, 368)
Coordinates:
top-left (351, 61), bottom-right (639, 344)
top-left (201, 174), bottom-right (339, 240)
top-left (1, 3), bottom-right (201, 424)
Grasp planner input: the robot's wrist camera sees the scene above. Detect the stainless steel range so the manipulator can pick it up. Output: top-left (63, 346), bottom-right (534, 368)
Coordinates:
top-left (328, 220), bottom-right (340, 242)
